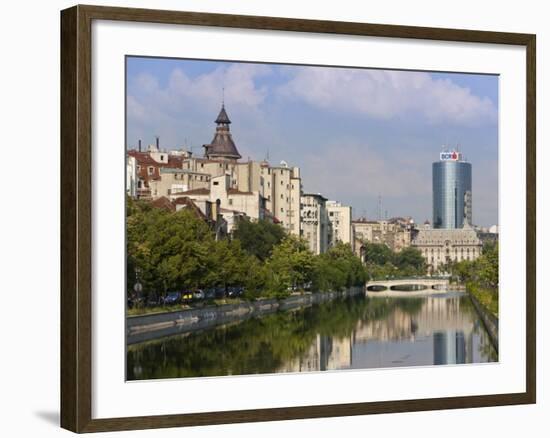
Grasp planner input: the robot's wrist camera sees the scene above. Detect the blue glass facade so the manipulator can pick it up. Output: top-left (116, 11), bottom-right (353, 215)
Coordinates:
top-left (432, 160), bottom-right (472, 229)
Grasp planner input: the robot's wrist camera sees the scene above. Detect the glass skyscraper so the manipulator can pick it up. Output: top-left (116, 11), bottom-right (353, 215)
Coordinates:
top-left (432, 151), bottom-right (472, 229)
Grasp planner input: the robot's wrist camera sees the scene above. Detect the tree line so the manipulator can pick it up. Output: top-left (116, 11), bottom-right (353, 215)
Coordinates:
top-left (360, 241), bottom-right (427, 280)
top-left (127, 197), bottom-right (367, 301)
top-left (447, 242), bottom-right (499, 316)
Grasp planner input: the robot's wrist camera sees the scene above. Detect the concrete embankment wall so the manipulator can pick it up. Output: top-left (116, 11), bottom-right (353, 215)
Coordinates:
top-left (468, 292), bottom-right (499, 353)
top-left (127, 287), bottom-right (364, 345)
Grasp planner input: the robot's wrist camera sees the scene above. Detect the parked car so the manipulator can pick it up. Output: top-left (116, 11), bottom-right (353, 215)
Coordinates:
top-left (162, 292), bottom-right (181, 305)
top-left (204, 288), bottom-right (217, 300)
top-left (193, 289), bottom-right (205, 300)
top-left (180, 290), bottom-right (194, 302)
top-left (227, 286), bottom-right (244, 298)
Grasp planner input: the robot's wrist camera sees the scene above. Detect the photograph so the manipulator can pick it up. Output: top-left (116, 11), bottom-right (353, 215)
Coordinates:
top-left (125, 57), bottom-right (499, 380)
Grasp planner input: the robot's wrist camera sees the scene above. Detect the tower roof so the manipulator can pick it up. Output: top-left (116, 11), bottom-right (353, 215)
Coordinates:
top-left (215, 105), bottom-right (231, 124)
top-left (203, 104), bottom-right (241, 160)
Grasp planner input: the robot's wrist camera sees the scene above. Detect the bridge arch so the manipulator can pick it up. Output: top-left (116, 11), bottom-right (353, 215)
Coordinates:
top-left (366, 284), bottom-right (388, 292)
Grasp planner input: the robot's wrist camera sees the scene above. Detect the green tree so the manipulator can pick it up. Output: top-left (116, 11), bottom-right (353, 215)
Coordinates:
top-left (232, 219), bottom-right (286, 261)
top-left (393, 247), bottom-right (425, 275)
top-left (362, 242), bottom-right (394, 265)
top-left (204, 239), bottom-right (248, 289)
top-left (266, 236), bottom-right (315, 297)
top-left (127, 199), bottom-right (216, 298)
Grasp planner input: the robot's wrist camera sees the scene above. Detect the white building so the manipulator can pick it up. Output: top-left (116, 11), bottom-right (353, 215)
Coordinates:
top-left (301, 193), bottom-right (329, 254)
top-left (172, 174), bottom-right (267, 232)
top-left (261, 162), bottom-right (301, 236)
top-left (326, 200), bottom-right (352, 249)
top-left (126, 155), bottom-right (137, 198)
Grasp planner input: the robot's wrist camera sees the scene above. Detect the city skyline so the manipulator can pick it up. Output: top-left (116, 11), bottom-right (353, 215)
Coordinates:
top-left (126, 57), bottom-right (499, 227)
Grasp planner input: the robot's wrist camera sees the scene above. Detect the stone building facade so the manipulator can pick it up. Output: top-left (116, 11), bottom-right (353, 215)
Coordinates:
top-left (352, 218), bottom-right (413, 257)
top-left (411, 223), bottom-right (482, 272)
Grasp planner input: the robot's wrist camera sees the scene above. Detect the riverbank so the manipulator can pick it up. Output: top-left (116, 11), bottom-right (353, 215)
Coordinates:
top-left (127, 287), bottom-right (364, 344)
top-left (467, 287), bottom-right (499, 353)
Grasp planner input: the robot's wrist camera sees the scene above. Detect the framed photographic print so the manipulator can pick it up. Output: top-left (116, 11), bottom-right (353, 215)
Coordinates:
top-left (60, 4), bottom-right (536, 433)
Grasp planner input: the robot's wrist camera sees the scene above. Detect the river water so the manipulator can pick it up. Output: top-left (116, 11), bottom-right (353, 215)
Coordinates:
top-left (127, 291), bottom-right (497, 380)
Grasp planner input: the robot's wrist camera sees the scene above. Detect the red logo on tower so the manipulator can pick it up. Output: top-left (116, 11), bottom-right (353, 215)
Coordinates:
top-left (440, 151), bottom-right (462, 161)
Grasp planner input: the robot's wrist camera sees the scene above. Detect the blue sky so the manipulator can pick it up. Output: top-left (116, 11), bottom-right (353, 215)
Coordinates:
top-left (126, 57), bottom-right (499, 226)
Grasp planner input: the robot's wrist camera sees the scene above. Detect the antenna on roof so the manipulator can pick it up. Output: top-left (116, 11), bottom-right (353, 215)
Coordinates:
top-left (222, 86), bottom-right (225, 107)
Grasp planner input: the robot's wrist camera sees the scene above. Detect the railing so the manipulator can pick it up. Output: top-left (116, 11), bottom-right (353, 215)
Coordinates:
top-left (367, 276), bottom-right (449, 282)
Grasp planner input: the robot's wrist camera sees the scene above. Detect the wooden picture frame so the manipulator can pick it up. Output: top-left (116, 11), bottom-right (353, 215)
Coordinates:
top-left (60, 4), bottom-right (536, 433)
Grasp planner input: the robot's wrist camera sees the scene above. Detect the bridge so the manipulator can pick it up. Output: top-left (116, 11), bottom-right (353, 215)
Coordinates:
top-left (365, 277), bottom-right (450, 297)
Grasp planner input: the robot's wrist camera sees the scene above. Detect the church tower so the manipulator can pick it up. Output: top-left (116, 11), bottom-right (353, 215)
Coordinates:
top-left (203, 104), bottom-right (242, 161)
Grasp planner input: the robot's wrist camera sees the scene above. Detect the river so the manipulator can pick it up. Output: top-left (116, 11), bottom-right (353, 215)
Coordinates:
top-left (127, 291), bottom-right (497, 380)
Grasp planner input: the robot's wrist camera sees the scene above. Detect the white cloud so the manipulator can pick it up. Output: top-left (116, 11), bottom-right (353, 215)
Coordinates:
top-left (278, 67), bottom-right (497, 126)
top-left (126, 63), bottom-right (273, 150)
top-left (149, 63), bottom-right (271, 112)
top-left (302, 139), bottom-right (431, 200)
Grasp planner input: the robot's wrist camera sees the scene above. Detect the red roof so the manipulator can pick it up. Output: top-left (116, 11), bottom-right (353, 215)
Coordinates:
top-left (150, 196), bottom-right (176, 212)
top-left (127, 150), bottom-right (184, 186)
top-left (149, 196), bottom-right (207, 221)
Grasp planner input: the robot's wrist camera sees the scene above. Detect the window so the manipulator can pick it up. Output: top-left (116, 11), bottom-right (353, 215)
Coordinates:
top-left (160, 155), bottom-right (164, 161)
top-left (229, 199), bottom-right (233, 206)
top-left (280, 208), bottom-right (284, 213)
top-left (213, 181), bottom-right (219, 186)
top-left (201, 163), bottom-right (204, 168)
top-left (148, 167), bottom-right (154, 175)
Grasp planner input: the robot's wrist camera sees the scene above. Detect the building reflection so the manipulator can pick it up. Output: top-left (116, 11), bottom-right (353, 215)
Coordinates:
top-left (280, 294), bottom-right (482, 371)
top-left (277, 334), bottom-right (353, 373)
top-left (433, 330), bottom-right (471, 364)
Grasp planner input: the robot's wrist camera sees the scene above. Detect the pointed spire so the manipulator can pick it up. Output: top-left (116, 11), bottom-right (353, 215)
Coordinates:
top-left (204, 102), bottom-right (241, 161)
top-left (215, 104), bottom-right (231, 125)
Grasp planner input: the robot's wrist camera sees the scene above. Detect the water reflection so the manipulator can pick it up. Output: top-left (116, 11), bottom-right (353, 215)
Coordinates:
top-left (127, 291), bottom-right (497, 380)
